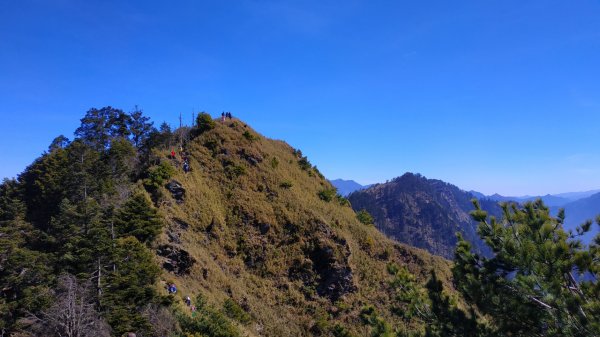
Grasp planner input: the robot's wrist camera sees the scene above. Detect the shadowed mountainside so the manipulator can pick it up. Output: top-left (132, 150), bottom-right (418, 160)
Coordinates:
top-left (348, 173), bottom-right (501, 259)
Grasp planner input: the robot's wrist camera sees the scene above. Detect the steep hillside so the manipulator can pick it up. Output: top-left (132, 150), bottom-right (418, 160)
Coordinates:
top-left (0, 110), bottom-right (455, 337)
top-left (348, 173), bottom-right (501, 259)
top-left (152, 120), bottom-right (455, 336)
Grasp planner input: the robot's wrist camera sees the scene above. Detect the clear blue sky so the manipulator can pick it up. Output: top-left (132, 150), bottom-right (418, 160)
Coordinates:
top-left (1, 0), bottom-right (599, 196)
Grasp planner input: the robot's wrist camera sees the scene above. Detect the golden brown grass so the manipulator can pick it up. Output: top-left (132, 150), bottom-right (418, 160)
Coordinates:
top-left (151, 118), bottom-right (453, 336)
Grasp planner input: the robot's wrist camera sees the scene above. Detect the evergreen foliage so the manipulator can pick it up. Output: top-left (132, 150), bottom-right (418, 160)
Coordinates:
top-left (114, 192), bottom-right (163, 243)
top-left (318, 187), bottom-right (337, 202)
top-left (102, 236), bottom-right (161, 335)
top-left (196, 112), bottom-right (216, 134)
top-left (75, 106), bottom-right (131, 150)
top-left (128, 106), bottom-right (154, 149)
top-left (453, 199), bottom-right (600, 336)
top-left (223, 298), bottom-right (251, 324)
top-left (356, 209), bottom-right (374, 225)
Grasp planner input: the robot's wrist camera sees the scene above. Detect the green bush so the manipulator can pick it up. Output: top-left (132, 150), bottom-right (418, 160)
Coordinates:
top-left (223, 298), bottom-right (251, 325)
top-left (298, 156), bottom-right (311, 171)
top-left (356, 209), bottom-right (374, 226)
top-left (332, 324), bottom-right (354, 337)
top-left (318, 188), bottom-right (337, 202)
top-left (242, 130), bottom-right (258, 141)
top-left (337, 194), bottom-right (350, 207)
top-left (178, 309), bottom-right (240, 337)
top-left (196, 112), bottom-right (216, 134)
top-left (270, 157), bottom-right (279, 169)
top-left (144, 161), bottom-right (175, 191)
top-left (279, 181), bottom-right (293, 189)
top-left (226, 164), bottom-right (246, 178)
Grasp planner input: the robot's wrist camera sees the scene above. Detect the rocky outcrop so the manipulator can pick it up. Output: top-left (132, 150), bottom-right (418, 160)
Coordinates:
top-left (166, 180), bottom-right (185, 203)
top-left (288, 222), bottom-right (355, 301)
top-left (309, 238), bottom-right (355, 301)
top-left (157, 244), bottom-right (196, 275)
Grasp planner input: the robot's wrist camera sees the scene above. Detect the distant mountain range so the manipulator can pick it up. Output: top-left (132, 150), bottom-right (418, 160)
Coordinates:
top-left (469, 189), bottom-right (600, 207)
top-left (470, 189), bottom-right (600, 243)
top-left (334, 175), bottom-right (600, 257)
top-left (329, 179), bottom-right (371, 196)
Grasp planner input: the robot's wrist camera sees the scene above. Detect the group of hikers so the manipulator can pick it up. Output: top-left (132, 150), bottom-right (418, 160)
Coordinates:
top-left (166, 282), bottom-right (198, 314)
top-left (170, 147), bottom-right (190, 173)
top-left (185, 295), bottom-right (197, 314)
top-left (221, 111), bottom-right (233, 122)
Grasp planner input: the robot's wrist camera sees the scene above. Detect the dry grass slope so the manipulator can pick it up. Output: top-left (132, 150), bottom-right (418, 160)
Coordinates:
top-left (152, 118), bottom-right (452, 336)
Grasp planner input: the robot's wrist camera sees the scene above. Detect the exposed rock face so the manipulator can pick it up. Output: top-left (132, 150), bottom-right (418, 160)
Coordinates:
top-left (166, 180), bottom-right (185, 203)
top-left (288, 222), bottom-right (355, 301)
top-left (157, 244), bottom-right (196, 275)
top-left (309, 238), bottom-right (355, 301)
top-left (238, 148), bottom-right (263, 166)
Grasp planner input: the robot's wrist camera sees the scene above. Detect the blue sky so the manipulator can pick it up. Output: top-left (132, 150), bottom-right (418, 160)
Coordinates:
top-left (1, 0), bottom-right (599, 195)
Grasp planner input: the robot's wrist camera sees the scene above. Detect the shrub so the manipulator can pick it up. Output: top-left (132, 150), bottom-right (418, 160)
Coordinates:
top-left (336, 195), bottom-right (350, 207)
top-left (178, 309), bottom-right (240, 337)
top-left (270, 157), bottom-right (279, 169)
top-left (242, 130), bottom-right (257, 141)
top-left (279, 181), bottom-right (293, 189)
top-left (356, 209), bottom-right (374, 226)
top-left (223, 298), bottom-right (251, 325)
top-left (144, 161), bottom-right (175, 191)
top-left (196, 112), bottom-right (215, 134)
top-left (226, 165), bottom-right (246, 178)
top-left (332, 324), bottom-right (354, 337)
top-left (298, 156), bottom-right (311, 171)
top-left (318, 188), bottom-right (337, 202)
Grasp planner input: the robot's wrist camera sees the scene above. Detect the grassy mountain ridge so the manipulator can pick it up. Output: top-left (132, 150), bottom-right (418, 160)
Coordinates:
top-left (153, 119), bottom-right (453, 336)
top-left (0, 111), bottom-right (454, 336)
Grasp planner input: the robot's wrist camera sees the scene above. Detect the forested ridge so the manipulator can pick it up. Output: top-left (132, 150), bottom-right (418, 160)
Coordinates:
top-left (1, 107), bottom-right (599, 336)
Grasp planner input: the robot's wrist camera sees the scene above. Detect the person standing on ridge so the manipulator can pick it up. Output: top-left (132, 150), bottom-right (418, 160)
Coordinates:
top-left (221, 112), bottom-right (225, 122)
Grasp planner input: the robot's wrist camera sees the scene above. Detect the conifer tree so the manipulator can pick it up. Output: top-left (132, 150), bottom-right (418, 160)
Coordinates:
top-left (0, 180), bottom-right (54, 329)
top-left (75, 106), bottom-right (130, 151)
top-left (128, 106), bottom-right (154, 149)
top-left (102, 236), bottom-right (160, 335)
top-left (114, 192), bottom-right (163, 244)
top-left (453, 199), bottom-right (600, 336)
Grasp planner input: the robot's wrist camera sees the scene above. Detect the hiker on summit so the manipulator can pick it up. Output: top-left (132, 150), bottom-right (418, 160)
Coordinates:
top-left (221, 112), bottom-right (226, 122)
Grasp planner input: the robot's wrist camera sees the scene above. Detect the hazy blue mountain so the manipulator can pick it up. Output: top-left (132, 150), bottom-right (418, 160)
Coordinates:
top-left (562, 192), bottom-right (600, 244)
top-left (330, 179), bottom-right (369, 196)
top-left (555, 189), bottom-right (600, 202)
top-left (471, 190), bottom-right (600, 244)
top-left (471, 190), bottom-right (600, 207)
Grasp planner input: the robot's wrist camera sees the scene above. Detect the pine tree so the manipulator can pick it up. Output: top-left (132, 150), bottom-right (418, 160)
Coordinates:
top-left (114, 192), bottom-right (163, 244)
top-left (0, 180), bottom-right (54, 329)
top-left (75, 106), bottom-right (130, 151)
top-left (453, 199), bottom-right (600, 336)
top-left (102, 236), bottom-right (160, 335)
top-left (128, 106), bottom-right (154, 149)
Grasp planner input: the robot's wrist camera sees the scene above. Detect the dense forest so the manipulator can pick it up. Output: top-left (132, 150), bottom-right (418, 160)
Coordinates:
top-left (1, 107), bottom-right (599, 336)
